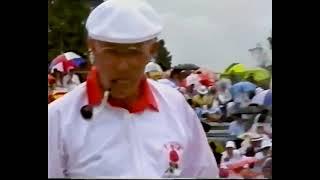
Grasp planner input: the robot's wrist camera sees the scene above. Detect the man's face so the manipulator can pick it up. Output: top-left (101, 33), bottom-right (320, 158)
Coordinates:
top-left (226, 147), bottom-right (234, 156)
top-left (251, 140), bottom-right (262, 147)
top-left (147, 71), bottom-right (162, 80)
top-left (89, 39), bottom-right (158, 99)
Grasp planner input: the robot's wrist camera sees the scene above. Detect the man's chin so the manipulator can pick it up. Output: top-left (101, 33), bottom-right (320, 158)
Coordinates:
top-left (109, 90), bottom-right (135, 100)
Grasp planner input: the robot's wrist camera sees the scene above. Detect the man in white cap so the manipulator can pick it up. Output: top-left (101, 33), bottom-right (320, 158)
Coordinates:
top-left (192, 85), bottom-right (213, 108)
top-left (220, 141), bottom-right (242, 165)
top-left (251, 140), bottom-right (272, 177)
top-left (144, 61), bottom-right (163, 81)
top-left (62, 67), bottom-right (81, 92)
top-left (48, 0), bottom-right (218, 178)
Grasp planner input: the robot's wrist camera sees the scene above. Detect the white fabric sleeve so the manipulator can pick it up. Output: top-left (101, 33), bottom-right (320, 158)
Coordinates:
top-left (180, 100), bottom-right (219, 178)
top-left (62, 76), bottom-right (69, 87)
top-left (48, 107), bottom-right (66, 178)
top-left (73, 75), bottom-right (81, 85)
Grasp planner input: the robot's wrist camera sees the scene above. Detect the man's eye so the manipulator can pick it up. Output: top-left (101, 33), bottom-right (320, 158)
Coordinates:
top-left (100, 48), bottom-right (142, 55)
top-left (127, 50), bottom-right (142, 55)
top-left (102, 49), bottom-right (117, 55)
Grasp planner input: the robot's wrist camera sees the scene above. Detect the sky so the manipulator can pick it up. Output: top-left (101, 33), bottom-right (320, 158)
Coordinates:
top-left (146, 0), bottom-right (272, 72)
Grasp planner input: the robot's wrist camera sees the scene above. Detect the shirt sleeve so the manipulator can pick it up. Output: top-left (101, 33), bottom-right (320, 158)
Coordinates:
top-left (48, 106), bottom-right (66, 178)
top-left (180, 100), bottom-right (219, 178)
top-left (62, 76), bottom-right (68, 87)
top-left (73, 75), bottom-right (81, 85)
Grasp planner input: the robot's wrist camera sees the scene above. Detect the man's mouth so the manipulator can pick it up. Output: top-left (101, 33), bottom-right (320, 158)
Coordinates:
top-left (111, 79), bottom-right (132, 85)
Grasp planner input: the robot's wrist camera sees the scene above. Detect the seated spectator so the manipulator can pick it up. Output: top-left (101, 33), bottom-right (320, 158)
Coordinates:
top-left (220, 141), bottom-right (242, 165)
top-left (144, 61), bottom-right (163, 81)
top-left (192, 86), bottom-right (214, 108)
top-left (204, 107), bottom-right (223, 122)
top-left (245, 135), bottom-right (263, 157)
top-left (208, 86), bottom-right (219, 108)
top-left (228, 114), bottom-right (247, 137)
top-left (255, 140), bottom-right (272, 162)
top-left (249, 113), bottom-right (272, 140)
top-left (216, 79), bottom-right (232, 105)
top-left (252, 140), bottom-right (272, 176)
top-left (63, 68), bottom-right (81, 92)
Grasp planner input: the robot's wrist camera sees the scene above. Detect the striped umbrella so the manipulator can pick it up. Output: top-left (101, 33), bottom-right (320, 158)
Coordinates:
top-left (49, 52), bottom-right (86, 73)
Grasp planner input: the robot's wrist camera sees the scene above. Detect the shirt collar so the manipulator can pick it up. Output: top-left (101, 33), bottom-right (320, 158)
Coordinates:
top-left (86, 66), bottom-right (159, 113)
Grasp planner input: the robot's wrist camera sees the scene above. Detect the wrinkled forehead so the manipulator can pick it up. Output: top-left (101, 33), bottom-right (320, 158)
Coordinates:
top-left (93, 39), bottom-right (153, 49)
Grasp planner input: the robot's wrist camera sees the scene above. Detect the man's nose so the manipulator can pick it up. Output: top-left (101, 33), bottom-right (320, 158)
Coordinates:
top-left (116, 58), bottom-right (129, 71)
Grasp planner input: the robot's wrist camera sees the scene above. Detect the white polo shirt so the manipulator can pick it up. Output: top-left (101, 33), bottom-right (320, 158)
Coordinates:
top-left (48, 80), bottom-right (218, 178)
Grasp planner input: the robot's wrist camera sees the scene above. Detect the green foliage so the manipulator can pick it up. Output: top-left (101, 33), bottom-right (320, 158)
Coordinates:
top-left (48, 0), bottom-right (90, 62)
top-left (155, 39), bottom-right (172, 71)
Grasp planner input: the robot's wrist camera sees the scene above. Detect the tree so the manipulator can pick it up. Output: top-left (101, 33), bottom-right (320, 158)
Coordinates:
top-left (48, 0), bottom-right (90, 63)
top-left (155, 39), bottom-right (172, 71)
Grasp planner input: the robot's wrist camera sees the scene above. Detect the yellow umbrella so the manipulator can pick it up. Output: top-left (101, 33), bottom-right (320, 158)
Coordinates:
top-left (243, 68), bottom-right (271, 82)
top-left (224, 63), bottom-right (246, 74)
top-left (220, 63), bottom-right (246, 82)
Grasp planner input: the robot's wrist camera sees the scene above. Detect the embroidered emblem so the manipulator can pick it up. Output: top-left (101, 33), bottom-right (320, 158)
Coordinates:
top-left (163, 142), bottom-right (183, 177)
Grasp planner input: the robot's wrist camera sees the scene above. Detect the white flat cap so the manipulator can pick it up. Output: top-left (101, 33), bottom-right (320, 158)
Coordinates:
top-left (145, 61), bottom-right (163, 73)
top-left (86, 0), bottom-right (163, 44)
top-left (225, 141), bottom-right (236, 148)
top-left (197, 85), bottom-right (209, 95)
top-left (261, 140), bottom-right (272, 149)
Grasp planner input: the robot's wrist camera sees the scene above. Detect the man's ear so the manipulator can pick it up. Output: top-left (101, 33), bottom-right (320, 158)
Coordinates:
top-left (87, 38), bottom-right (96, 65)
top-left (87, 38), bottom-right (95, 52)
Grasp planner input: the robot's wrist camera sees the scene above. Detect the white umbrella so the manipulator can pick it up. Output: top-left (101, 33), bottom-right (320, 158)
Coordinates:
top-left (251, 89), bottom-right (272, 106)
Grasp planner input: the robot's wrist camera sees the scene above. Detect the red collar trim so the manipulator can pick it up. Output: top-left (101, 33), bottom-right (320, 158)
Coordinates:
top-left (86, 66), bottom-right (159, 113)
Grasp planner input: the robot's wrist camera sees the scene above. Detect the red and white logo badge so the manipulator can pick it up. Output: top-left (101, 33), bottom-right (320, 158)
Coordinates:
top-left (163, 142), bottom-right (184, 177)
top-left (164, 142), bottom-right (184, 166)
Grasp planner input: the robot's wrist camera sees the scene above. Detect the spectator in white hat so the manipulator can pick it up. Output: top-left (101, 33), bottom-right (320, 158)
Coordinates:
top-left (255, 140), bottom-right (272, 160)
top-left (251, 140), bottom-right (272, 176)
top-left (228, 114), bottom-right (247, 137)
top-left (244, 135), bottom-right (264, 157)
top-left (144, 61), bottom-right (163, 81)
top-left (192, 85), bottom-right (213, 108)
top-left (220, 141), bottom-right (242, 165)
top-left (48, 0), bottom-right (218, 178)
top-left (216, 79), bottom-right (232, 105)
top-left (249, 113), bottom-right (272, 140)
top-left (62, 67), bottom-right (81, 92)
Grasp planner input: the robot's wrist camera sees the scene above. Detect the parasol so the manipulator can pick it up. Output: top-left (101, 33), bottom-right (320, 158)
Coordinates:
top-left (251, 89), bottom-right (272, 106)
top-left (49, 52), bottom-right (86, 73)
top-left (243, 68), bottom-right (271, 83)
top-left (230, 81), bottom-right (256, 98)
